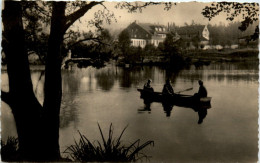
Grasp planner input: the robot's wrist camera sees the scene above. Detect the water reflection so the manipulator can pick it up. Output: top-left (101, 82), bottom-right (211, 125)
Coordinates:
top-left (95, 68), bottom-right (115, 91)
top-left (60, 71), bottom-right (81, 128)
top-left (197, 107), bottom-right (207, 124)
top-left (1, 61), bottom-right (258, 162)
top-left (138, 99), bottom-right (210, 124)
top-left (162, 102), bottom-right (174, 117)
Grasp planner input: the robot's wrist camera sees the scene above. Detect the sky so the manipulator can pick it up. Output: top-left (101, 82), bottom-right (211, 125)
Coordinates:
top-left (74, 1), bottom-right (246, 33)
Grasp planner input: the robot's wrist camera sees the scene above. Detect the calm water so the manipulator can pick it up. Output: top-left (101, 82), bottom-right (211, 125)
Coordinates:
top-left (1, 62), bottom-right (258, 162)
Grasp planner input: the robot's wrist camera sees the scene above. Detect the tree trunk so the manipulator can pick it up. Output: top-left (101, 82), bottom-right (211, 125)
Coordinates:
top-left (2, 1), bottom-right (101, 161)
top-left (2, 1), bottom-right (44, 160)
top-left (42, 1), bottom-right (66, 160)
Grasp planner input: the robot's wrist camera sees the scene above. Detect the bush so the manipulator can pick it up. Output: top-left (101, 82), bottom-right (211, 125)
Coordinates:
top-left (64, 123), bottom-right (154, 162)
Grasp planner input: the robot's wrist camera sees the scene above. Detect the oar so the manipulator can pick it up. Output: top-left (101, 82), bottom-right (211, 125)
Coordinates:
top-left (175, 87), bottom-right (193, 94)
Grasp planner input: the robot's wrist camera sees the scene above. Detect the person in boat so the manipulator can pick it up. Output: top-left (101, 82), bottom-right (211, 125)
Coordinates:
top-left (197, 80), bottom-right (207, 97)
top-left (143, 79), bottom-right (154, 92)
top-left (162, 79), bottom-right (174, 95)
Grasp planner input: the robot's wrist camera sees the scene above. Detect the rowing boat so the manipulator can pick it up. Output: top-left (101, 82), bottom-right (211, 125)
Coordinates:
top-left (137, 89), bottom-right (212, 108)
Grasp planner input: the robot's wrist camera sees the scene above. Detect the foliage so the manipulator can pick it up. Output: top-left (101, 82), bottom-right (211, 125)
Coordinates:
top-left (202, 2), bottom-right (259, 40)
top-left (1, 1), bottom-right (172, 161)
top-left (162, 33), bottom-right (180, 56)
top-left (115, 2), bottom-right (175, 13)
top-left (70, 29), bottom-right (113, 64)
top-left (19, 1), bottom-right (117, 63)
top-left (161, 33), bottom-right (185, 68)
top-left (1, 137), bottom-right (19, 161)
top-left (118, 29), bottom-right (131, 57)
top-left (144, 44), bottom-right (160, 56)
top-left (127, 46), bottom-right (143, 63)
top-left (64, 123), bottom-right (154, 162)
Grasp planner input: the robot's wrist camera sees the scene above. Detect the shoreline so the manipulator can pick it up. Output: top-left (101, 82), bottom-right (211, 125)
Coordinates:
top-left (1, 49), bottom-right (258, 70)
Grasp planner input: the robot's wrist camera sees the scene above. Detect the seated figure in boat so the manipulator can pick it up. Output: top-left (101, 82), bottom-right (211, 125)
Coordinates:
top-left (143, 79), bottom-right (154, 92)
top-left (198, 80), bottom-right (207, 97)
top-left (162, 79), bottom-right (174, 95)
top-left (195, 80), bottom-right (207, 98)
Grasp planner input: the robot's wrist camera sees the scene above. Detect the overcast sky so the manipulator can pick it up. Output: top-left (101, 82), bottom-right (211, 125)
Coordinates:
top-left (74, 1), bottom-right (246, 33)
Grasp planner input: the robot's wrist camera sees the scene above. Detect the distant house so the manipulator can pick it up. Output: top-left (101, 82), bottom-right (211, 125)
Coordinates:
top-left (175, 25), bottom-right (210, 49)
top-left (124, 21), bottom-right (169, 48)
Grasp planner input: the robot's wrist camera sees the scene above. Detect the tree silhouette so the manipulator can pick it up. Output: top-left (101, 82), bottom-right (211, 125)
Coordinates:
top-left (202, 2), bottom-right (259, 40)
top-left (2, 1), bottom-right (175, 161)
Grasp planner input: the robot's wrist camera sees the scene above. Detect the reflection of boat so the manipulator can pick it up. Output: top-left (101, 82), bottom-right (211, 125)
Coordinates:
top-left (137, 89), bottom-right (211, 108)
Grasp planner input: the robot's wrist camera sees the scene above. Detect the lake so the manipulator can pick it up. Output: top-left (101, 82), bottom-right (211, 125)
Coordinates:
top-left (1, 61), bottom-right (258, 162)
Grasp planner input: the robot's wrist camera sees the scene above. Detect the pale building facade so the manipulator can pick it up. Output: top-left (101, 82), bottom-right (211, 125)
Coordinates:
top-left (125, 22), bottom-right (168, 48)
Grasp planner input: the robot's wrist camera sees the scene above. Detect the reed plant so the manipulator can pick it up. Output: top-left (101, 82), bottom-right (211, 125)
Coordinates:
top-left (64, 123), bottom-right (154, 162)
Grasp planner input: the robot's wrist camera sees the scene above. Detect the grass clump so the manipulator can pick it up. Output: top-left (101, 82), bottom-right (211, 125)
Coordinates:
top-left (64, 123), bottom-right (154, 162)
top-left (1, 137), bottom-right (19, 161)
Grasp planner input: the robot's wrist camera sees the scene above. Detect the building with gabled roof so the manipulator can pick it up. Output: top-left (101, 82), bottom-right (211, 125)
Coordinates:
top-left (174, 25), bottom-right (210, 49)
top-left (124, 21), bottom-right (169, 48)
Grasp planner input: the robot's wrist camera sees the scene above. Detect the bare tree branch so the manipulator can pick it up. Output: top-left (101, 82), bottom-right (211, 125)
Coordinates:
top-left (64, 1), bottom-right (103, 32)
top-left (115, 2), bottom-right (174, 13)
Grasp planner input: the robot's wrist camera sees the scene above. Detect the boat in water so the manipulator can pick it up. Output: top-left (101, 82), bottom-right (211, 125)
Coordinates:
top-left (137, 89), bottom-right (212, 109)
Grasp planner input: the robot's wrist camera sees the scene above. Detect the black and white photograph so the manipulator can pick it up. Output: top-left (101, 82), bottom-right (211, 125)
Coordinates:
top-left (1, 1), bottom-right (259, 162)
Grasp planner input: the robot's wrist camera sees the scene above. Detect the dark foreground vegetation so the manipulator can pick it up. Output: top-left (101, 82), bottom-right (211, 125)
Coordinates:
top-left (1, 137), bottom-right (19, 161)
top-left (1, 124), bottom-right (154, 162)
top-left (64, 123), bottom-right (154, 162)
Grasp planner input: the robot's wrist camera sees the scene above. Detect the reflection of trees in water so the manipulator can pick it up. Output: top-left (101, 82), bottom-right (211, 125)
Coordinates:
top-left (164, 68), bottom-right (183, 86)
top-left (95, 68), bottom-right (115, 91)
top-left (173, 63), bottom-right (258, 84)
top-left (207, 74), bottom-right (225, 82)
top-left (62, 70), bottom-right (81, 94)
top-left (60, 95), bottom-right (79, 128)
top-left (118, 66), bottom-right (155, 88)
top-left (209, 62), bottom-right (258, 71)
top-left (207, 73), bottom-right (258, 83)
top-left (175, 70), bottom-right (204, 85)
top-left (60, 71), bottom-right (81, 128)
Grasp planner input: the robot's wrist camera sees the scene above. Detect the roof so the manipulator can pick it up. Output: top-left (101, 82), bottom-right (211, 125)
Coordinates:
top-left (176, 25), bottom-right (205, 35)
top-left (134, 22), bottom-right (168, 35)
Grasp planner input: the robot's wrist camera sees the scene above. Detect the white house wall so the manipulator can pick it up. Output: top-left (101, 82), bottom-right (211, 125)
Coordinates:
top-left (131, 39), bottom-right (147, 48)
top-left (151, 39), bottom-right (164, 47)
